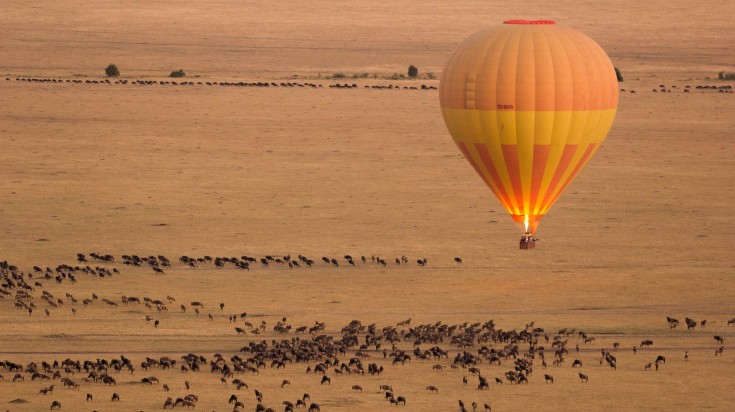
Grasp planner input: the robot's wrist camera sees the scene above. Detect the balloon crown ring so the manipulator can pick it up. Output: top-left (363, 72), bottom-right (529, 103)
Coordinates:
top-left (503, 20), bottom-right (556, 25)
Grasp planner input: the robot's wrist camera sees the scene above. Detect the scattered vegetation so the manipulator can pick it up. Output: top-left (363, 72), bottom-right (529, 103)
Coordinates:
top-left (718, 71), bottom-right (735, 80)
top-left (105, 64), bottom-right (120, 78)
top-left (170, 69), bottom-right (186, 78)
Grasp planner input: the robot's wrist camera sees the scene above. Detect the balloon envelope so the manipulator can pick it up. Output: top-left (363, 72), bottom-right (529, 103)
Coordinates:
top-left (439, 20), bottom-right (618, 234)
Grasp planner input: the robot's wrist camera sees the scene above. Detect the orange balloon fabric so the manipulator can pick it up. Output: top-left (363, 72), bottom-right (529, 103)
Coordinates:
top-left (439, 20), bottom-right (618, 234)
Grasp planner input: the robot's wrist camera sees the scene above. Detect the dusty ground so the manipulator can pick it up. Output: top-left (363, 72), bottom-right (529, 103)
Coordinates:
top-left (0, 0), bottom-right (734, 411)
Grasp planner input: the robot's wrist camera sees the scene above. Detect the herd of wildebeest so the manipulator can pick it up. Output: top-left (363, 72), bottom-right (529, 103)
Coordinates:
top-left (4, 76), bottom-right (438, 91)
top-left (1, 254), bottom-right (733, 411)
top-left (5, 76), bottom-right (734, 95)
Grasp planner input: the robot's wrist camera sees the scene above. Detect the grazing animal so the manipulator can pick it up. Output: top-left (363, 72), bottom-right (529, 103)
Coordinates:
top-left (308, 403), bottom-right (321, 412)
top-left (281, 379), bottom-right (290, 388)
top-left (645, 363), bottom-right (652, 371)
top-left (396, 396), bottom-right (406, 405)
top-left (578, 373), bottom-right (589, 383)
top-left (352, 385), bottom-right (363, 392)
top-left (321, 375), bottom-right (331, 385)
top-left (640, 340), bottom-right (653, 348)
top-left (425, 385), bottom-right (438, 393)
top-left (111, 392), bottom-right (120, 402)
top-left (655, 355), bottom-right (666, 364)
top-left (86, 393), bottom-right (93, 402)
top-left (544, 374), bottom-right (554, 383)
top-left (572, 359), bottom-right (583, 368)
top-left (50, 400), bottom-right (61, 410)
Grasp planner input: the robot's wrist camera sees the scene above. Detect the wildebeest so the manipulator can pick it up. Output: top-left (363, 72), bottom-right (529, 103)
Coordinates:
top-left (640, 340), bottom-right (653, 348)
top-left (544, 374), bottom-right (554, 383)
top-left (425, 385), bottom-right (438, 393)
top-left (352, 384), bottom-right (363, 392)
top-left (50, 400), bottom-right (61, 410)
top-left (320, 375), bottom-right (331, 385)
top-left (578, 373), bottom-right (589, 382)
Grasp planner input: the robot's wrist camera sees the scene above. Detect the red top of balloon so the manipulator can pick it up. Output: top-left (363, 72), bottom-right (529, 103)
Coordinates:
top-left (503, 20), bottom-right (556, 25)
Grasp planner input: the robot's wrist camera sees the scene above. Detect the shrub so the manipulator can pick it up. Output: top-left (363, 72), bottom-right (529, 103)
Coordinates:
top-left (332, 72), bottom-right (346, 79)
top-left (170, 69), bottom-right (186, 78)
top-left (719, 71), bottom-right (735, 80)
top-left (105, 64), bottom-right (120, 77)
top-left (614, 67), bottom-right (623, 82)
top-left (408, 65), bottom-right (418, 78)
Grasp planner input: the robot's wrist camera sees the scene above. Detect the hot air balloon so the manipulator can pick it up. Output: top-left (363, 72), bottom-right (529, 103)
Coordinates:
top-left (439, 20), bottom-right (618, 249)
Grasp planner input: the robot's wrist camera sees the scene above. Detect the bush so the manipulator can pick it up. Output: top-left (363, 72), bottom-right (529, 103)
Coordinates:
top-left (170, 69), bottom-right (186, 78)
top-left (408, 65), bottom-right (418, 78)
top-left (719, 71), bottom-right (735, 80)
top-left (105, 64), bottom-right (120, 77)
top-left (614, 67), bottom-right (623, 82)
top-left (332, 72), bottom-right (346, 79)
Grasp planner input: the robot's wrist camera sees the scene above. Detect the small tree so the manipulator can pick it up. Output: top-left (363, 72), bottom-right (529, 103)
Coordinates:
top-left (105, 64), bottom-right (120, 77)
top-left (614, 67), bottom-right (623, 82)
top-left (408, 65), bottom-right (418, 78)
top-left (170, 69), bottom-right (186, 78)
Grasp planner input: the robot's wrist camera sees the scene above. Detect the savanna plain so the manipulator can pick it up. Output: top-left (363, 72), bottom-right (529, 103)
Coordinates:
top-left (0, 1), bottom-right (734, 411)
